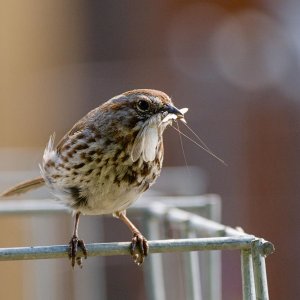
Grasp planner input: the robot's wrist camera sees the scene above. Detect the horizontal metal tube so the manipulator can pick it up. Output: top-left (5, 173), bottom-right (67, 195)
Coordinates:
top-left (0, 195), bottom-right (218, 215)
top-left (0, 199), bottom-right (255, 238)
top-left (0, 237), bottom-right (254, 261)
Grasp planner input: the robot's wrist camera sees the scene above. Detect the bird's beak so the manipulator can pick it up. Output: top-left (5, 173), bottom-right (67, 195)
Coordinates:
top-left (164, 104), bottom-right (184, 119)
top-left (161, 104), bottom-right (188, 124)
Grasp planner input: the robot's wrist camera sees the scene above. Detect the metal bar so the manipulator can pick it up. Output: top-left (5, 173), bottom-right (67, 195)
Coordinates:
top-left (0, 237), bottom-right (254, 261)
top-left (251, 239), bottom-right (272, 300)
top-left (0, 200), bottom-right (256, 239)
top-left (135, 195), bottom-right (222, 210)
top-left (0, 200), bottom-right (69, 215)
top-left (0, 191), bottom-right (276, 300)
top-left (182, 230), bottom-right (202, 300)
top-left (205, 197), bottom-right (222, 300)
top-left (241, 249), bottom-right (255, 300)
top-left (0, 196), bottom-right (216, 215)
top-left (140, 202), bottom-right (255, 238)
top-left (142, 215), bottom-right (166, 300)
top-left (0, 197), bottom-right (275, 300)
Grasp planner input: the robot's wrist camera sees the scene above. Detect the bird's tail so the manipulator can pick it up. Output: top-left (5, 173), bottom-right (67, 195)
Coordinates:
top-left (1, 177), bottom-right (45, 197)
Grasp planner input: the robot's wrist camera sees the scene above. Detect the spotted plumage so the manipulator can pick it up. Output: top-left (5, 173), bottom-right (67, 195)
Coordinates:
top-left (1, 89), bottom-right (187, 267)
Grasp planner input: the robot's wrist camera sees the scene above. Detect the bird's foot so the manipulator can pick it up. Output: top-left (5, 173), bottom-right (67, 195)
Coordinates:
top-left (68, 235), bottom-right (87, 268)
top-left (130, 232), bottom-right (149, 266)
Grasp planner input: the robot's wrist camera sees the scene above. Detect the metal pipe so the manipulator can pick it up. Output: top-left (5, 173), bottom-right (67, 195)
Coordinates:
top-left (241, 249), bottom-right (255, 300)
top-left (205, 199), bottom-right (222, 300)
top-left (182, 230), bottom-right (203, 300)
top-left (0, 196), bottom-right (217, 215)
top-left (0, 197), bottom-right (275, 300)
top-left (0, 237), bottom-right (254, 261)
top-left (142, 214), bottom-right (166, 300)
top-left (143, 202), bottom-right (255, 238)
top-left (251, 239), bottom-right (273, 300)
top-left (0, 200), bottom-right (256, 239)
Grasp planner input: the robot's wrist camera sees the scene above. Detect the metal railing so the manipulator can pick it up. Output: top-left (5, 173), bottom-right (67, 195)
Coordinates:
top-left (0, 195), bottom-right (274, 300)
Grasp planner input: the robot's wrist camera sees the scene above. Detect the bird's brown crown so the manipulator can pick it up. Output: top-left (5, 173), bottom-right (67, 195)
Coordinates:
top-left (123, 89), bottom-right (172, 105)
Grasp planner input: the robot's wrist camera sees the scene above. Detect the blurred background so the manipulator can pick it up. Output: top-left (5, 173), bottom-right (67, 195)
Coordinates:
top-left (1, 0), bottom-right (300, 299)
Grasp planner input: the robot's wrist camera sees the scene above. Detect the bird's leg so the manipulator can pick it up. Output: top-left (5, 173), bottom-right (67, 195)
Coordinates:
top-left (68, 212), bottom-right (87, 268)
top-left (115, 210), bottom-right (149, 265)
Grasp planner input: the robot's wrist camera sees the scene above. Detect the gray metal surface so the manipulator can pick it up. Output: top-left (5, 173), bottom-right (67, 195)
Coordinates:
top-left (0, 196), bottom-right (274, 300)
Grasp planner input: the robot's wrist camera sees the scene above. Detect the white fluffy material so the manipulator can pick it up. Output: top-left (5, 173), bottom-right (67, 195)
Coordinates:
top-left (131, 116), bottom-right (159, 162)
top-left (131, 107), bottom-right (188, 162)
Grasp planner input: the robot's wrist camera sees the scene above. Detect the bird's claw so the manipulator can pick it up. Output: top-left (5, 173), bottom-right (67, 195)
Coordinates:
top-left (130, 233), bottom-right (149, 266)
top-left (68, 235), bottom-right (87, 268)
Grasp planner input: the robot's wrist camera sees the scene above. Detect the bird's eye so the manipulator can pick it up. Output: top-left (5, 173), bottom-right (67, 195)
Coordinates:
top-left (137, 99), bottom-right (150, 112)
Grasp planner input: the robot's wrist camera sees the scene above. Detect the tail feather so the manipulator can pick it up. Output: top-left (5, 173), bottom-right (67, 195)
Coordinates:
top-left (1, 177), bottom-right (45, 197)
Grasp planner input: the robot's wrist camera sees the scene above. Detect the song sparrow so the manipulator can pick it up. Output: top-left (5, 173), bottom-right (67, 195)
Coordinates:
top-left (1, 89), bottom-right (187, 267)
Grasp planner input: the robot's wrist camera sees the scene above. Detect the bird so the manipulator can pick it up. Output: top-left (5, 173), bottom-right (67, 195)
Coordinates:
top-left (1, 89), bottom-right (187, 267)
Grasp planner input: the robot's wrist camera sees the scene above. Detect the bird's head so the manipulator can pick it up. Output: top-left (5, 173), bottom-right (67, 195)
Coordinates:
top-left (101, 89), bottom-right (187, 162)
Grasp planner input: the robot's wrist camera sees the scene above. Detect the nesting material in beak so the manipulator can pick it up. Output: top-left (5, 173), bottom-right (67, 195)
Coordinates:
top-left (162, 107), bottom-right (188, 124)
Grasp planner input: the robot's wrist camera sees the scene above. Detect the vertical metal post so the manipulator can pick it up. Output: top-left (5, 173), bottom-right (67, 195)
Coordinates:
top-left (182, 230), bottom-right (202, 300)
top-left (251, 239), bottom-right (270, 300)
top-left (241, 249), bottom-right (255, 300)
top-left (142, 214), bottom-right (166, 300)
top-left (204, 249), bottom-right (221, 300)
top-left (205, 198), bottom-right (222, 300)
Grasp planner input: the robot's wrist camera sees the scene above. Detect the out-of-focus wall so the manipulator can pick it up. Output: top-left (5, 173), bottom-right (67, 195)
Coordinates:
top-left (1, 1), bottom-right (300, 299)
